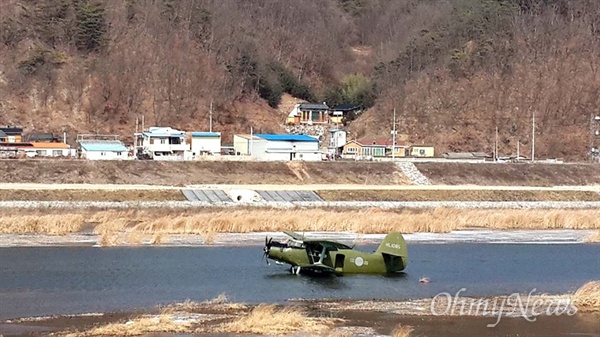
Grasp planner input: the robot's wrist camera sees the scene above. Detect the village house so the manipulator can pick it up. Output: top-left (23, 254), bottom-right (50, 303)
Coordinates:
top-left (134, 127), bottom-right (191, 160)
top-left (0, 126), bottom-right (23, 143)
top-left (0, 128), bottom-right (76, 158)
top-left (286, 103), bottom-right (329, 125)
top-left (77, 135), bottom-right (129, 160)
top-left (190, 132), bottom-right (221, 157)
top-left (330, 104), bottom-right (362, 124)
top-left (410, 145), bottom-right (435, 157)
top-left (328, 129), bottom-right (347, 158)
top-left (342, 137), bottom-right (407, 159)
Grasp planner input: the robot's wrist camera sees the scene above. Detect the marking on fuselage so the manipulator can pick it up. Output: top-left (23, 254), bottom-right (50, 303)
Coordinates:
top-left (354, 256), bottom-right (364, 267)
top-left (386, 243), bottom-right (403, 249)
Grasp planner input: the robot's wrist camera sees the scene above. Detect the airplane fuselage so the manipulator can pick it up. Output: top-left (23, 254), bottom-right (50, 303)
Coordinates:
top-left (266, 240), bottom-right (407, 275)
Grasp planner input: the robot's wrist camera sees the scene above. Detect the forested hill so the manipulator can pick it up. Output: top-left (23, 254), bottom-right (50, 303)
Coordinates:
top-left (0, 0), bottom-right (598, 159)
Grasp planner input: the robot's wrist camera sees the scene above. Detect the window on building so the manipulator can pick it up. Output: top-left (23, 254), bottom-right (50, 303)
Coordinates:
top-left (346, 147), bottom-right (358, 153)
top-left (52, 150), bottom-right (62, 156)
top-left (36, 150), bottom-right (47, 156)
top-left (161, 139), bottom-right (166, 144)
top-left (419, 149), bottom-right (425, 156)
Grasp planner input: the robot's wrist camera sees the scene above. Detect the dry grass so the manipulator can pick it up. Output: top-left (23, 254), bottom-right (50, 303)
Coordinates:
top-left (571, 281), bottom-right (600, 312)
top-left (317, 190), bottom-right (600, 202)
top-left (584, 231), bottom-right (600, 243)
top-left (392, 324), bottom-right (414, 337)
top-left (161, 294), bottom-right (247, 314)
top-left (0, 214), bottom-right (85, 235)
top-left (214, 304), bottom-right (335, 335)
top-left (64, 314), bottom-right (192, 337)
top-left (0, 189), bottom-right (185, 201)
top-left (3, 208), bottom-right (600, 238)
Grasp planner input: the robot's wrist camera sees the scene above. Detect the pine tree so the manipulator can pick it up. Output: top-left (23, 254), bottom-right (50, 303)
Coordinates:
top-left (74, 1), bottom-right (106, 52)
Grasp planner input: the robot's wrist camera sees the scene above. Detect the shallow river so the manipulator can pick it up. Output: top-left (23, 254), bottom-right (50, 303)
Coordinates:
top-left (1, 243), bottom-right (598, 320)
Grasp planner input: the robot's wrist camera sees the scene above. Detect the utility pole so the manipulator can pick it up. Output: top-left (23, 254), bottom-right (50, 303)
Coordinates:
top-left (494, 126), bottom-right (498, 161)
top-left (249, 126), bottom-right (253, 157)
top-left (391, 108), bottom-right (397, 161)
top-left (517, 139), bottom-right (520, 160)
top-left (531, 110), bottom-right (535, 162)
top-left (209, 100), bottom-right (213, 133)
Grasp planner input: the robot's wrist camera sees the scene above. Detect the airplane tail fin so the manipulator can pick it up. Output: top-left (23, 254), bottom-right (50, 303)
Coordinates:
top-left (376, 232), bottom-right (408, 257)
top-left (376, 232), bottom-right (408, 272)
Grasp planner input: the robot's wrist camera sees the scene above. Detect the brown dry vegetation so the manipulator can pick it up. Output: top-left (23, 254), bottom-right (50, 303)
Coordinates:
top-left (0, 213), bottom-right (84, 234)
top-left (0, 160), bottom-right (405, 185)
top-left (213, 304), bottom-right (336, 335)
top-left (392, 324), bottom-right (415, 337)
top-left (0, 189), bottom-right (185, 201)
top-left (317, 190), bottom-right (600, 202)
top-left (3, 208), bottom-right (600, 238)
top-left (64, 315), bottom-right (192, 337)
top-left (584, 231), bottom-right (600, 243)
top-left (415, 163), bottom-right (600, 186)
top-left (571, 281), bottom-right (600, 313)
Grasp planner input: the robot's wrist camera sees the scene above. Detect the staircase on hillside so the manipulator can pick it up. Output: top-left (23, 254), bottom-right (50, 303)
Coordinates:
top-left (395, 162), bottom-right (431, 185)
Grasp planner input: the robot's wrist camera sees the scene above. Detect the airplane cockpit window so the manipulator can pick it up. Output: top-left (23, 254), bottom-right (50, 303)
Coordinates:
top-left (287, 239), bottom-right (304, 248)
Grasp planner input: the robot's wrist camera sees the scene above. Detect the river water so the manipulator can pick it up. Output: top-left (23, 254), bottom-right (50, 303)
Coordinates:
top-left (1, 243), bottom-right (598, 320)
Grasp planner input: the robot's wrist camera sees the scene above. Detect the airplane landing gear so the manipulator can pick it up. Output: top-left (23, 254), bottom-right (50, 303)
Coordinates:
top-left (290, 266), bottom-right (301, 275)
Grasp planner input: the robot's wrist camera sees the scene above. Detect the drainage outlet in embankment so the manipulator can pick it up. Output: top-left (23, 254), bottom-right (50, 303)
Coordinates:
top-left (226, 189), bottom-right (263, 203)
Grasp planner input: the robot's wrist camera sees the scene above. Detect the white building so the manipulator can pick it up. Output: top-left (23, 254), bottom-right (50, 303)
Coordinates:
top-left (134, 127), bottom-right (191, 160)
top-left (248, 134), bottom-right (321, 161)
top-left (328, 129), bottom-right (347, 157)
top-left (79, 140), bottom-right (129, 160)
top-left (191, 132), bottom-right (221, 157)
top-left (233, 134), bottom-right (261, 156)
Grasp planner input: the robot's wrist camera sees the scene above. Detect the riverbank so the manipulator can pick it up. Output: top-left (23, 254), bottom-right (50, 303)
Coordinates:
top-left (1, 208), bottom-right (600, 246)
top-left (3, 283), bottom-right (598, 337)
top-left (0, 229), bottom-right (597, 247)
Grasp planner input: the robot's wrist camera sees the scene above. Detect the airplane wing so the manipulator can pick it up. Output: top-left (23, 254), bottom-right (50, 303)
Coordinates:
top-left (283, 231), bottom-right (305, 241)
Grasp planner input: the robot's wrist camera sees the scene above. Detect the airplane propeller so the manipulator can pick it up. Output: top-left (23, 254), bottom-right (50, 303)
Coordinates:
top-left (263, 236), bottom-right (272, 265)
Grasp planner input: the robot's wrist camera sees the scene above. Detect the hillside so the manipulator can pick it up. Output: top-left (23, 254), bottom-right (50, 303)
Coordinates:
top-left (0, 0), bottom-right (599, 159)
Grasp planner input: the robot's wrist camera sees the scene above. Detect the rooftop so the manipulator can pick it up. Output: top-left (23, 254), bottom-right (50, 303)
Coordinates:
top-left (355, 137), bottom-right (407, 147)
top-left (79, 140), bottom-right (128, 152)
top-left (332, 104), bottom-right (361, 111)
top-left (235, 134), bottom-right (262, 140)
top-left (0, 127), bottom-right (23, 135)
top-left (298, 103), bottom-right (329, 111)
top-left (255, 134), bottom-right (319, 142)
top-left (142, 127), bottom-right (186, 137)
top-left (191, 132), bottom-right (221, 137)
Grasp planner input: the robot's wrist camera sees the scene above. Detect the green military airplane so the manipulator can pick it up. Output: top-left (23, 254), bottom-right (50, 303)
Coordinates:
top-left (263, 231), bottom-right (408, 275)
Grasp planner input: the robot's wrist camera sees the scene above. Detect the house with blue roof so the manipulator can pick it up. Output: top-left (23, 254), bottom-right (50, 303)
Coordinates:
top-left (78, 139), bottom-right (129, 160)
top-left (190, 132), bottom-right (221, 157)
top-left (235, 133), bottom-right (322, 161)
